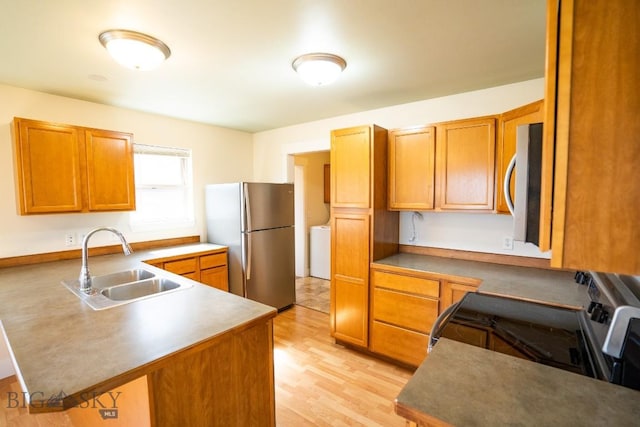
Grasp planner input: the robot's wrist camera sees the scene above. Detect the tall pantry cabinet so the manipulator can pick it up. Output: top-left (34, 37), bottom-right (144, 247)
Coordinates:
top-left (330, 125), bottom-right (399, 348)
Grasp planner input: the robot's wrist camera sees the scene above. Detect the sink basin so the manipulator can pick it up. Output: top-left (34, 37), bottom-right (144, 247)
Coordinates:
top-left (90, 269), bottom-right (156, 289)
top-left (101, 278), bottom-right (181, 301)
top-left (62, 269), bottom-right (192, 310)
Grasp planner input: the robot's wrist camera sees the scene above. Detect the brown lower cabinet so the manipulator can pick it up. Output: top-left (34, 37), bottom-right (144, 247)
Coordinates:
top-left (369, 266), bottom-right (479, 367)
top-left (145, 248), bottom-right (229, 291)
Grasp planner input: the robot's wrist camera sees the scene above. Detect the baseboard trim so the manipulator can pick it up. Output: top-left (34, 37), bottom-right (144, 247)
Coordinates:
top-left (0, 236), bottom-right (201, 269)
top-left (399, 245), bottom-right (555, 270)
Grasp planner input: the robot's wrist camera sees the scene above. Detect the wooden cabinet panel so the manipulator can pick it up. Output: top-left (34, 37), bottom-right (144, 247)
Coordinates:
top-left (85, 129), bottom-right (135, 211)
top-left (330, 126), bottom-right (371, 208)
top-left (388, 126), bottom-right (436, 210)
top-left (331, 213), bottom-right (370, 347)
top-left (371, 270), bottom-right (439, 298)
top-left (495, 100), bottom-right (544, 214)
top-left (200, 266), bottom-right (229, 291)
top-left (370, 321), bottom-right (429, 367)
top-left (200, 252), bottom-right (227, 270)
top-left (11, 117), bottom-right (135, 214)
top-left (435, 117), bottom-right (496, 210)
top-left (12, 119), bottom-right (83, 213)
top-left (440, 323), bottom-right (488, 348)
top-left (162, 258), bottom-right (197, 275)
top-left (541, 0), bottom-right (640, 274)
top-left (373, 288), bottom-right (438, 333)
top-left (440, 281), bottom-right (478, 312)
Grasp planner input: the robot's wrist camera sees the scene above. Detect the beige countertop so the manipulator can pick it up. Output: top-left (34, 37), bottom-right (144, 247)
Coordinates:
top-left (0, 243), bottom-right (276, 410)
top-left (373, 253), bottom-right (584, 309)
top-left (396, 338), bottom-right (640, 427)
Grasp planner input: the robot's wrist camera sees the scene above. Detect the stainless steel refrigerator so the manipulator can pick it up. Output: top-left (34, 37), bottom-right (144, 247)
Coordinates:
top-left (205, 182), bottom-right (295, 310)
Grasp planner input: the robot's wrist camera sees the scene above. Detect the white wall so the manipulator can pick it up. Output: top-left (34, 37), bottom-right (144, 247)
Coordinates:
top-left (0, 84), bottom-right (254, 257)
top-left (253, 78), bottom-right (549, 258)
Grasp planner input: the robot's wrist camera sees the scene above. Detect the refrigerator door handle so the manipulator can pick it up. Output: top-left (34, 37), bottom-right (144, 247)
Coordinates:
top-left (246, 232), bottom-right (252, 281)
top-left (243, 182), bottom-right (252, 232)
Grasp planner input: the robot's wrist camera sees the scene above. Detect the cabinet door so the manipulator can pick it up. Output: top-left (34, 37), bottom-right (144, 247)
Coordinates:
top-left (388, 126), bottom-right (436, 210)
top-left (495, 101), bottom-right (544, 214)
top-left (85, 129), bottom-right (135, 211)
top-left (331, 126), bottom-right (371, 208)
top-left (200, 266), bottom-right (229, 291)
top-left (440, 281), bottom-right (478, 312)
top-left (542, 0), bottom-right (640, 274)
top-left (12, 118), bottom-right (84, 214)
top-left (435, 117), bottom-right (496, 210)
top-left (330, 213), bottom-right (370, 347)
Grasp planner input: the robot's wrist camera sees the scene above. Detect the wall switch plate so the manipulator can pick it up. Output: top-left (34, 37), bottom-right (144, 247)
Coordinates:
top-left (65, 233), bottom-right (76, 247)
top-left (502, 236), bottom-right (514, 250)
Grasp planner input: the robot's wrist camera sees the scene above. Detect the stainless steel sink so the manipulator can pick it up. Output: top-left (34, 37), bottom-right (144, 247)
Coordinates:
top-left (62, 269), bottom-right (192, 310)
top-left (90, 269), bottom-right (156, 289)
top-left (100, 277), bottom-right (181, 301)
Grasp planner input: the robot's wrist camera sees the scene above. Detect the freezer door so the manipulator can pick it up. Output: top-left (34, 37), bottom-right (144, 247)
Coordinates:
top-left (243, 226), bottom-right (295, 310)
top-left (243, 183), bottom-right (294, 231)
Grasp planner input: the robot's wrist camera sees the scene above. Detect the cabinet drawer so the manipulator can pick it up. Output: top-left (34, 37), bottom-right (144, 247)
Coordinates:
top-left (200, 252), bottom-right (227, 269)
top-left (372, 288), bottom-right (438, 333)
top-left (370, 321), bottom-right (428, 367)
top-left (163, 258), bottom-right (197, 275)
top-left (371, 270), bottom-right (439, 298)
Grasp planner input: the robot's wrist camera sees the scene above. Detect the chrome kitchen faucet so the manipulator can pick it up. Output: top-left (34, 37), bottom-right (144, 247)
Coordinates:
top-left (78, 227), bottom-right (132, 293)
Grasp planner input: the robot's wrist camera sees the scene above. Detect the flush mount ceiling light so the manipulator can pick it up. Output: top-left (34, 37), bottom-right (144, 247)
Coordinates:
top-left (292, 53), bottom-right (347, 86)
top-left (99, 29), bottom-right (171, 71)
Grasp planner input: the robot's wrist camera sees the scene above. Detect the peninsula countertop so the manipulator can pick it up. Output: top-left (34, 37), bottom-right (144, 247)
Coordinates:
top-left (0, 243), bottom-right (277, 411)
top-left (380, 252), bottom-right (640, 426)
top-left (396, 338), bottom-right (640, 426)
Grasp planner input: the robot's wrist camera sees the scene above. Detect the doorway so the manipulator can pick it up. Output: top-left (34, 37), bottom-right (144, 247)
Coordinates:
top-left (291, 151), bottom-right (331, 313)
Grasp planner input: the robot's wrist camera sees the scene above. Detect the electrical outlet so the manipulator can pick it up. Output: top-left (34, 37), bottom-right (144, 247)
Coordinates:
top-left (502, 236), bottom-right (514, 250)
top-left (65, 233), bottom-right (76, 247)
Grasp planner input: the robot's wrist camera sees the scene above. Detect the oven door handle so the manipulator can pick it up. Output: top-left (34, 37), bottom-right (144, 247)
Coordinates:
top-left (428, 301), bottom-right (460, 353)
top-left (603, 306), bottom-right (640, 358)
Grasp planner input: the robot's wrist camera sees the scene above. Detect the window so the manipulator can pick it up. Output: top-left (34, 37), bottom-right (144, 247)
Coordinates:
top-left (129, 143), bottom-right (194, 230)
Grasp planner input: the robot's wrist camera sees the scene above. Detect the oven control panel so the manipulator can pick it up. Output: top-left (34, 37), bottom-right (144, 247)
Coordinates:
top-left (576, 271), bottom-right (612, 325)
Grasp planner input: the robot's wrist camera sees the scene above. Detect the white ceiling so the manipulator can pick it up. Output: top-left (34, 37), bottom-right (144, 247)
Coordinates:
top-left (0, 0), bottom-right (547, 133)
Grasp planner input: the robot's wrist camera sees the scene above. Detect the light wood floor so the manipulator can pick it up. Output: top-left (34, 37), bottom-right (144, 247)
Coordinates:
top-left (0, 306), bottom-right (413, 426)
top-left (295, 276), bottom-right (330, 314)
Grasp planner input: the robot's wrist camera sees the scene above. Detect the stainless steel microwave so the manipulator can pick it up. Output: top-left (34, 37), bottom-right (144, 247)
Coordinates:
top-left (503, 123), bottom-right (543, 246)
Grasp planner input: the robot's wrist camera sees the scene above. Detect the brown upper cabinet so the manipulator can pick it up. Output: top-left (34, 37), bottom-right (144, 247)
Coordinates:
top-left (388, 126), bottom-right (436, 210)
top-left (495, 100), bottom-right (544, 214)
top-left (12, 117), bottom-right (135, 215)
top-left (435, 116), bottom-right (496, 211)
top-left (388, 117), bottom-right (496, 212)
top-left (540, 0), bottom-right (639, 275)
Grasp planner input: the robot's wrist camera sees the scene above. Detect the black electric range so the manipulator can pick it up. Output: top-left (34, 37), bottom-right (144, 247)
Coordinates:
top-left (429, 272), bottom-right (640, 391)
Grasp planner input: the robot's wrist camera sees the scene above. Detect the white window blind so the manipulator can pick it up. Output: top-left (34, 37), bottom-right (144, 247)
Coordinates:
top-left (129, 143), bottom-right (194, 229)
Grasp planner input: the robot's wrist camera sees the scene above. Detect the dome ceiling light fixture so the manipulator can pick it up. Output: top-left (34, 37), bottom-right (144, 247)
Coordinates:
top-left (99, 29), bottom-right (171, 71)
top-left (292, 53), bottom-right (347, 86)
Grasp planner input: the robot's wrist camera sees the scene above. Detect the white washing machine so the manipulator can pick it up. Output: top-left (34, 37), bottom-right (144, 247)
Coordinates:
top-left (310, 225), bottom-right (331, 280)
